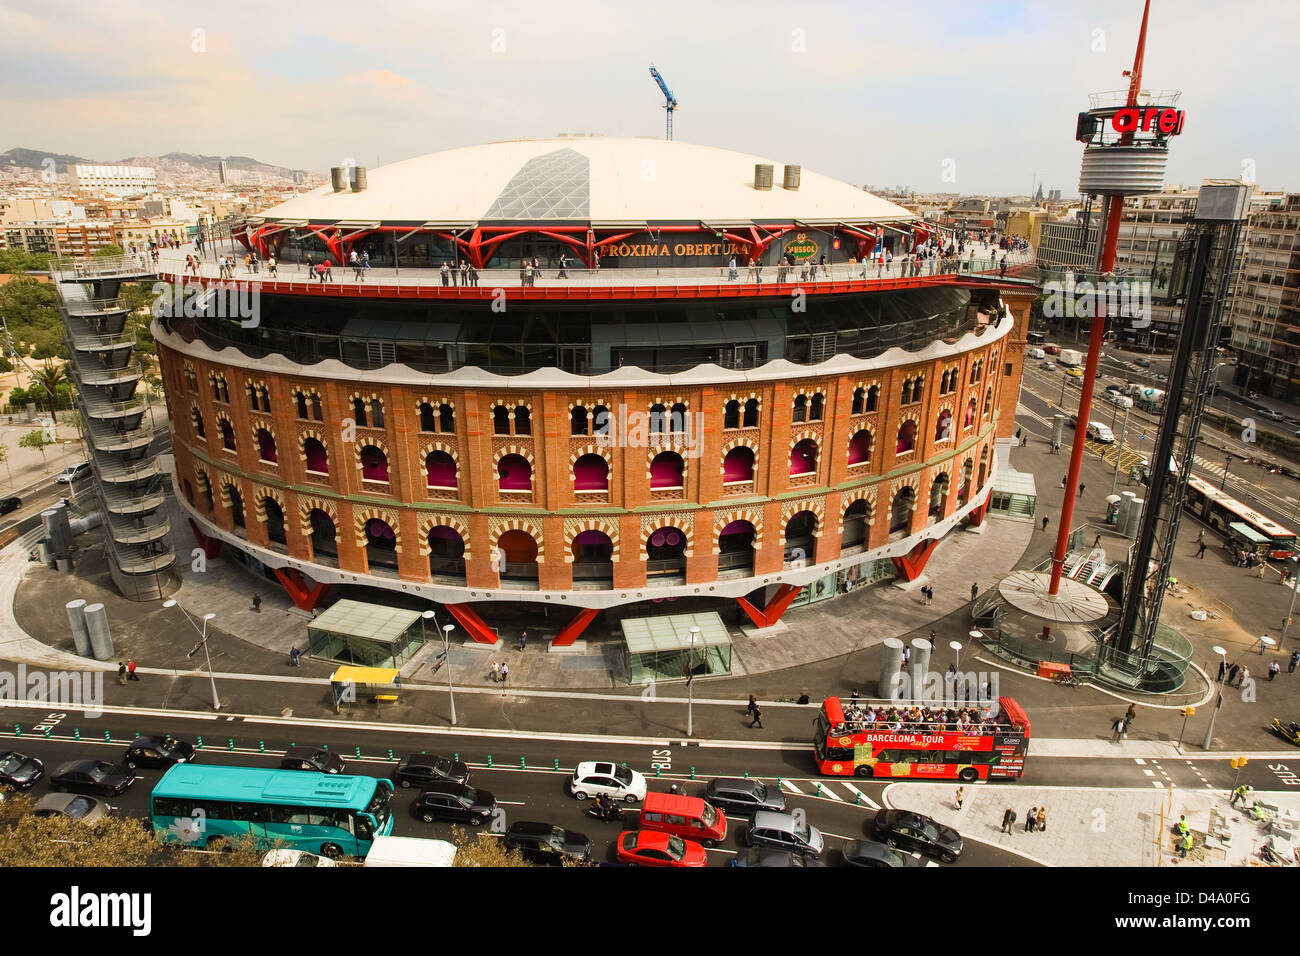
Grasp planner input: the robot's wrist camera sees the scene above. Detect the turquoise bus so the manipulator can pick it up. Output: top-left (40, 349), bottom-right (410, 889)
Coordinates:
top-left (151, 764), bottom-right (395, 858)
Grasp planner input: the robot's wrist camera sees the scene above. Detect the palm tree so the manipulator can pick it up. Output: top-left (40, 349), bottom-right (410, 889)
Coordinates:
top-left (31, 361), bottom-right (68, 421)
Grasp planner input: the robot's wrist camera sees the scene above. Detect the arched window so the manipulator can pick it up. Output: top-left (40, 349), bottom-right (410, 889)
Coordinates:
top-left (900, 379), bottom-right (912, 405)
top-left (935, 409), bottom-right (954, 443)
top-left (192, 408), bottom-right (205, 438)
top-left (984, 386), bottom-right (993, 416)
top-left (669, 402), bottom-right (687, 434)
top-left (809, 393), bottom-right (824, 421)
top-left (866, 385), bottom-right (879, 412)
top-left (428, 526), bottom-right (466, 582)
top-left (219, 418), bottom-right (236, 451)
top-left (592, 404), bottom-right (610, 437)
top-left (263, 497), bottom-right (286, 545)
top-left (851, 387), bottom-right (865, 415)
top-left (743, 398), bottom-right (759, 428)
top-left (792, 394), bottom-right (807, 424)
top-left (493, 405), bottom-right (511, 435)
top-left (964, 398), bottom-right (977, 428)
top-left (896, 420), bottom-right (916, 454)
top-left (723, 400), bottom-right (740, 430)
top-left (514, 406), bottom-right (531, 435)
top-left (352, 397), bottom-right (369, 428)
top-left (308, 393), bottom-right (322, 421)
top-left (940, 370), bottom-right (951, 394)
top-left (497, 454), bottom-right (532, 491)
top-left (308, 509), bottom-right (337, 558)
top-left (573, 453), bottom-right (610, 492)
top-left (419, 402), bottom-right (436, 432)
top-left (847, 429), bottom-right (873, 466)
top-left (226, 485), bottom-right (245, 528)
top-left (438, 403), bottom-right (455, 433)
top-left (363, 518), bottom-right (398, 570)
top-left (649, 403), bottom-right (667, 435)
top-left (256, 428), bottom-right (277, 463)
top-left (426, 450), bottom-right (457, 489)
top-left (790, 439), bottom-right (818, 477)
top-left (571, 406), bottom-right (590, 436)
top-left (912, 376), bottom-right (924, 401)
top-left (303, 437), bottom-right (329, 475)
top-left (295, 391), bottom-right (308, 419)
top-left (723, 446), bottom-right (755, 484)
top-left (890, 488), bottom-right (915, 536)
top-left (841, 499), bottom-right (869, 549)
top-left (930, 474), bottom-right (951, 519)
top-left (650, 451), bottom-right (684, 490)
top-left (360, 445), bottom-right (389, 482)
top-left (370, 399), bottom-right (385, 429)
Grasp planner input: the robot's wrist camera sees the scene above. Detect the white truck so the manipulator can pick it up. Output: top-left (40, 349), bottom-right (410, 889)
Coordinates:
top-left (1133, 387), bottom-right (1166, 412)
top-left (1058, 349), bottom-right (1083, 368)
top-left (362, 835), bottom-right (457, 867)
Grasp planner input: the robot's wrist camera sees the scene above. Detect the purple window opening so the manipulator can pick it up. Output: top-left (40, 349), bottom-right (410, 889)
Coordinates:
top-left (498, 454), bottom-right (532, 491)
top-left (361, 446), bottom-right (389, 481)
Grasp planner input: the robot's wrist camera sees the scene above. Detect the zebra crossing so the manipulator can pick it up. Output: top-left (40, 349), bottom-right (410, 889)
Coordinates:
top-left (780, 777), bottom-right (882, 808)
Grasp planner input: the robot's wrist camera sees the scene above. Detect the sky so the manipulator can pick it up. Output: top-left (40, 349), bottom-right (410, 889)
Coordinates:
top-left (2, 0), bottom-right (1298, 197)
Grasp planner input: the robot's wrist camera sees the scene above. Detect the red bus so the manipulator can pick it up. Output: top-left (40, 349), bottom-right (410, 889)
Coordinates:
top-left (814, 697), bottom-right (1030, 781)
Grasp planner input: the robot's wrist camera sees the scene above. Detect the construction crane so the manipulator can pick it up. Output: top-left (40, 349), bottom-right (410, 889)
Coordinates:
top-left (648, 65), bottom-right (678, 141)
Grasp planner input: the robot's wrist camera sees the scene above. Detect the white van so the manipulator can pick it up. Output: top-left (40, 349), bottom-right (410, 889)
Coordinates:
top-left (1027, 348), bottom-right (1046, 360)
top-left (362, 835), bottom-right (457, 867)
top-left (1086, 422), bottom-right (1116, 444)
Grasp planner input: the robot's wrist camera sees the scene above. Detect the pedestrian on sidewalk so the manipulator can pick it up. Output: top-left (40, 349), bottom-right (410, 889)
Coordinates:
top-left (1025, 806), bottom-right (1037, 832)
top-left (1290, 651), bottom-right (1299, 674)
top-left (971, 583), bottom-right (979, 603)
top-left (1269, 660), bottom-right (1281, 681)
top-left (251, 593), bottom-right (262, 613)
top-left (1035, 807), bottom-right (1047, 832)
top-left (1197, 529), bottom-right (1205, 544)
top-left (1217, 658), bottom-right (1228, 682)
top-left (1061, 475), bottom-right (1067, 488)
top-left (1078, 483), bottom-right (1086, 497)
top-left (519, 630), bottom-right (528, 651)
top-left (289, 646), bottom-right (300, 667)
top-left (1259, 634), bottom-right (1270, 656)
top-left (127, 659), bottom-right (139, 681)
top-left (749, 705), bottom-right (763, 729)
top-left (1094, 533), bottom-right (1102, 547)
top-left (954, 787), bottom-right (964, 810)
top-left (929, 631), bottom-right (937, 648)
top-left (1001, 808), bottom-right (1016, 833)
top-left (117, 661), bottom-right (127, 685)
top-left (1227, 662), bottom-right (1241, 686)
top-left (1239, 665), bottom-right (1250, 687)
top-left (1111, 717), bottom-right (1126, 742)
top-left (1125, 703), bottom-right (1137, 726)
top-left (746, 694), bottom-right (758, 717)
top-left (1041, 516), bottom-right (1049, 532)
top-left (1196, 541), bottom-right (1208, 558)
top-left (499, 662), bottom-right (509, 686)
top-left (489, 660), bottom-right (500, 683)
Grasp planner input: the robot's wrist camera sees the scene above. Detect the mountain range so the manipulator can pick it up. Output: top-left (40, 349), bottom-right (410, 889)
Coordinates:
top-left (0, 148), bottom-right (304, 179)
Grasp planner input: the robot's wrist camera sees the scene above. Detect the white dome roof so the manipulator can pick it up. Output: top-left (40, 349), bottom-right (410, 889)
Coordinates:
top-left (258, 138), bottom-right (917, 226)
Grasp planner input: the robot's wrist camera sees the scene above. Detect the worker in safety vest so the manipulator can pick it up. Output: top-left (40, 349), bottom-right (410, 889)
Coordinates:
top-left (1230, 785), bottom-right (1250, 807)
top-left (1176, 815), bottom-right (1189, 837)
top-left (1179, 831), bottom-right (1194, 859)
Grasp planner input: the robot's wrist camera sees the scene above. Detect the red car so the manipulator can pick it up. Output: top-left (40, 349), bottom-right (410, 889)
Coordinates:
top-left (615, 830), bottom-right (707, 867)
top-left (1044, 344), bottom-right (1061, 355)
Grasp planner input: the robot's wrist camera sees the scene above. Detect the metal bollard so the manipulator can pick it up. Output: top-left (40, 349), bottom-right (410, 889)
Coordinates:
top-left (228, 738), bottom-right (234, 751)
top-left (259, 740), bottom-right (265, 753)
top-left (12, 724), bottom-right (18, 737)
top-left (743, 771), bottom-right (749, 779)
top-left (656, 767), bottom-right (661, 778)
top-left (74, 728), bottom-right (81, 740)
top-left (387, 749), bottom-right (393, 761)
top-left (554, 758), bottom-right (560, 771)
top-left (815, 782), bottom-right (823, 796)
top-left (487, 754), bottom-right (493, 768)
top-left (855, 792), bottom-right (862, 805)
top-left (453, 753), bottom-right (458, 763)
top-left (355, 747), bottom-right (362, 759)
top-left (43, 727), bottom-right (51, 738)
top-left (104, 731), bottom-right (111, 742)
top-left (690, 766), bottom-right (696, 780)
top-left (520, 757), bottom-right (526, 770)
top-left (197, 736), bottom-right (203, 749)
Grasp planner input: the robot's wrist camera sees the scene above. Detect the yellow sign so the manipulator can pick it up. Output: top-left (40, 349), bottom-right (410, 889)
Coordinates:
top-left (783, 233), bottom-right (819, 261)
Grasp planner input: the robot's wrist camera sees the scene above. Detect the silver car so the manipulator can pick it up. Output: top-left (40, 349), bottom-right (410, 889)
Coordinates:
top-left (745, 810), bottom-right (825, 859)
top-left (32, 792), bottom-right (114, 824)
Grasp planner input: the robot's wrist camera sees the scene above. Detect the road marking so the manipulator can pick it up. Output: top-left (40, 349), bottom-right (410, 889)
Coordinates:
top-left (1134, 758), bottom-right (1147, 765)
top-left (497, 800), bottom-right (527, 805)
top-left (838, 782), bottom-right (881, 809)
top-left (1143, 769), bottom-right (1156, 777)
top-left (1152, 780), bottom-right (1167, 788)
top-left (815, 784), bottom-right (843, 801)
top-left (780, 780), bottom-right (804, 795)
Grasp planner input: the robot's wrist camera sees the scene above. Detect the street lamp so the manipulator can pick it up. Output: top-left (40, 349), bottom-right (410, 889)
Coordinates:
top-left (163, 599), bottom-right (220, 711)
top-left (1282, 557), bottom-right (1299, 650)
top-left (441, 623), bottom-right (457, 725)
top-left (1220, 456), bottom-right (1231, 492)
top-left (1201, 645), bottom-right (1228, 751)
top-left (687, 625), bottom-right (700, 736)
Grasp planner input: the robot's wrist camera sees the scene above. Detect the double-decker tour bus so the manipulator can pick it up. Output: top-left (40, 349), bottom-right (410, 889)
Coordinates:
top-left (814, 697), bottom-right (1030, 781)
top-left (1184, 473), bottom-right (1296, 559)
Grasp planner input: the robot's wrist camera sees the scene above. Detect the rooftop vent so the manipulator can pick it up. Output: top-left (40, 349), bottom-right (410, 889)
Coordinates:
top-left (350, 167), bottom-right (368, 192)
top-left (782, 165), bottom-right (801, 190)
top-left (330, 167), bottom-right (348, 192)
top-left (754, 164), bottom-right (774, 191)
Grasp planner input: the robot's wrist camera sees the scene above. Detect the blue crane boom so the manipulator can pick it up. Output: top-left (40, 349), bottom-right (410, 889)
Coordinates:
top-left (648, 65), bottom-right (678, 140)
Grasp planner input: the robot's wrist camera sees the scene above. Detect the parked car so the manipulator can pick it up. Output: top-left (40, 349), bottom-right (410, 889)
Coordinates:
top-left (871, 809), bottom-right (963, 863)
top-left (569, 761), bottom-right (647, 804)
top-left (412, 782), bottom-right (496, 826)
top-left (56, 462), bottom-right (92, 483)
top-left (48, 760), bottom-right (135, 797)
top-left (1086, 421), bottom-right (1116, 444)
top-left (280, 749), bottom-right (345, 774)
top-left (1134, 357), bottom-right (1152, 368)
top-left (391, 753), bottom-right (469, 788)
top-left (1260, 408), bottom-right (1284, 421)
top-left (0, 751), bottom-right (44, 790)
top-left (261, 849), bottom-right (337, 867)
top-left (841, 839), bottom-right (924, 868)
top-left (730, 848), bottom-right (823, 867)
top-left (703, 777), bottom-right (786, 817)
top-left (744, 810), bottom-right (825, 859)
top-left (0, 497), bottom-right (20, 515)
top-left (1040, 361), bottom-right (1056, 371)
top-left (32, 792), bottom-right (114, 825)
top-left (614, 830), bottom-right (707, 868)
top-left (1044, 345), bottom-right (1061, 355)
top-left (123, 734), bottom-right (196, 770)
top-left (502, 822), bottom-right (592, 865)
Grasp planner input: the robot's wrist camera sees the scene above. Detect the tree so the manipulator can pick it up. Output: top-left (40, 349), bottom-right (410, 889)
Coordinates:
top-left (0, 442), bottom-right (9, 485)
top-left (0, 249), bottom-right (52, 274)
top-left (0, 276), bottom-right (61, 358)
top-left (18, 427), bottom-right (52, 463)
top-left (448, 826), bottom-right (536, 867)
top-left (91, 244), bottom-right (125, 259)
top-left (30, 360), bottom-right (68, 420)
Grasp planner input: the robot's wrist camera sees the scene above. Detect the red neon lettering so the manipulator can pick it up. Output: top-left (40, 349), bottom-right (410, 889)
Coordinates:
top-left (1158, 109), bottom-right (1178, 134)
top-left (1111, 108), bottom-right (1138, 133)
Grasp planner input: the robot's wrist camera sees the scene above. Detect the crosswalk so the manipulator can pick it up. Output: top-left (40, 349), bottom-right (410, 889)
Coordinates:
top-left (1134, 757), bottom-right (1216, 790)
top-left (779, 777), bottom-right (881, 808)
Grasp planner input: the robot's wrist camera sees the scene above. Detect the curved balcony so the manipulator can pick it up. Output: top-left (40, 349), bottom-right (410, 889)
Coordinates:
top-left (108, 541), bottom-right (175, 575)
top-left (106, 513), bottom-right (171, 545)
top-left (100, 482), bottom-right (167, 516)
top-left (61, 295), bottom-right (130, 319)
top-left (70, 361), bottom-right (142, 391)
top-left (92, 455), bottom-right (162, 484)
top-left (51, 255), bottom-right (156, 282)
top-left (65, 309), bottom-right (130, 339)
top-left (85, 418), bottom-right (153, 454)
top-left (80, 396), bottom-right (146, 430)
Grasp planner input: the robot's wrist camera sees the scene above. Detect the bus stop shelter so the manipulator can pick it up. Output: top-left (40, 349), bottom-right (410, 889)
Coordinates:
top-left (330, 665), bottom-right (401, 712)
top-left (307, 600), bottom-right (424, 668)
top-left (620, 611), bottom-right (732, 685)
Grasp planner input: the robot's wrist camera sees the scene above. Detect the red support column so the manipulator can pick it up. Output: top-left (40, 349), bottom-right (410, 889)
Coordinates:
top-left (736, 583), bottom-right (802, 628)
top-left (552, 607), bottom-right (599, 646)
top-left (444, 603), bottom-right (499, 644)
top-left (187, 518), bottom-right (224, 560)
top-left (271, 568), bottom-right (333, 611)
top-left (890, 539), bottom-right (940, 582)
top-left (966, 502), bottom-right (988, 527)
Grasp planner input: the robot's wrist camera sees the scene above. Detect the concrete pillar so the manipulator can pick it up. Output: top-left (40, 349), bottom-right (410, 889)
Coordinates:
top-left (908, 637), bottom-right (933, 702)
top-left (84, 602), bottom-right (115, 661)
top-left (43, 507), bottom-right (72, 556)
top-left (878, 637), bottom-right (906, 699)
top-left (66, 599), bottom-right (92, 657)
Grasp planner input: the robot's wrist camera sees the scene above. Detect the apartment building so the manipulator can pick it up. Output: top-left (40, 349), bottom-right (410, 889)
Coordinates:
top-left (1226, 193), bottom-right (1300, 401)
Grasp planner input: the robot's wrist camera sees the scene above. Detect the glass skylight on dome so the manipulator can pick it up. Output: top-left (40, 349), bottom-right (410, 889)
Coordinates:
top-left (483, 148), bottom-right (590, 220)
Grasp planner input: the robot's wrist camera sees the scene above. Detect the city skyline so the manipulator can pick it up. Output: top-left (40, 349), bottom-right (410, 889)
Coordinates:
top-left (3, 0), bottom-right (1297, 196)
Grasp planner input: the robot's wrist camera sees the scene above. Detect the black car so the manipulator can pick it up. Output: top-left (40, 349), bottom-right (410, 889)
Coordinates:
top-left (0, 497), bottom-right (20, 516)
top-left (502, 822), bottom-right (591, 865)
top-left (123, 734), bottom-right (196, 770)
top-left (730, 848), bottom-right (823, 868)
top-left (841, 839), bottom-right (924, 868)
top-left (871, 809), bottom-right (963, 863)
top-left (413, 782), bottom-right (496, 826)
top-left (703, 777), bottom-right (786, 816)
top-left (280, 749), bottom-right (345, 774)
top-left (49, 760), bottom-right (135, 797)
top-left (391, 753), bottom-right (469, 788)
top-left (0, 751), bottom-right (44, 790)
